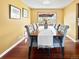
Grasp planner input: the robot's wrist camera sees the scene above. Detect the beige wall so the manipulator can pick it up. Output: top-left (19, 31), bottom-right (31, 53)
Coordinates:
top-left (0, 0), bottom-right (30, 54)
top-left (64, 0), bottom-right (79, 41)
top-left (31, 9), bottom-right (64, 24)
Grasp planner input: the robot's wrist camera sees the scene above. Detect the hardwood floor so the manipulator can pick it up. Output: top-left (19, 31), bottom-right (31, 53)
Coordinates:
top-left (2, 38), bottom-right (79, 59)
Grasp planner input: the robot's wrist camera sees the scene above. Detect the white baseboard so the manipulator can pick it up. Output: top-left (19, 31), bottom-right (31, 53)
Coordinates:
top-left (0, 37), bottom-right (25, 58)
top-left (66, 35), bottom-right (76, 42)
top-left (76, 40), bottom-right (79, 42)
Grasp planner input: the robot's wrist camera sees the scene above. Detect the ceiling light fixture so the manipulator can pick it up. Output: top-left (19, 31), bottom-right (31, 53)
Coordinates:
top-left (43, 0), bottom-right (50, 5)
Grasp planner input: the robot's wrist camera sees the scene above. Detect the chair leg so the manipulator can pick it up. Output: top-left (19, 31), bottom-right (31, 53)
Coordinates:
top-left (61, 47), bottom-right (64, 59)
top-left (28, 47), bottom-right (31, 59)
top-left (59, 37), bottom-right (64, 59)
top-left (59, 41), bottom-right (64, 59)
top-left (28, 37), bottom-right (33, 59)
top-left (48, 48), bottom-right (51, 59)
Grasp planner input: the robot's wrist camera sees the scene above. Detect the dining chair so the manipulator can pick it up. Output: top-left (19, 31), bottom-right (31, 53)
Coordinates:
top-left (36, 23), bottom-right (39, 30)
top-left (53, 25), bottom-right (69, 59)
top-left (28, 25), bottom-right (34, 34)
top-left (57, 24), bottom-right (61, 31)
top-left (25, 25), bottom-right (37, 59)
top-left (32, 23), bottom-right (38, 31)
top-left (38, 25), bottom-right (44, 31)
top-left (54, 24), bottom-right (61, 31)
top-left (38, 29), bottom-right (53, 59)
top-left (54, 24), bottom-right (56, 29)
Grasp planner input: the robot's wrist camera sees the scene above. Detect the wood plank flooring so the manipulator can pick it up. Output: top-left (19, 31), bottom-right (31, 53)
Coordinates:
top-left (2, 37), bottom-right (79, 59)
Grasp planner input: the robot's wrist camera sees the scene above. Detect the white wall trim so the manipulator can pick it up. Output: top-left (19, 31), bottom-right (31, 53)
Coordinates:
top-left (66, 35), bottom-right (76, 42)
top-left (0, 37), bottom-right (25, 58)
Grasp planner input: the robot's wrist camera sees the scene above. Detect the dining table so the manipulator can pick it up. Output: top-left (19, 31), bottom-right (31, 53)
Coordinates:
top-left (30, 30), bottom-right (63, 36)
top-left (29, 29), bottom-right (64, 48)
top-left (29, 28), bottom-right (64, 59)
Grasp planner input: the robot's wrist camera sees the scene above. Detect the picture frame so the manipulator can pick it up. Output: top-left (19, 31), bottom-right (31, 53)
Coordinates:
top-left (9, 5), bottom-right (21, 19)
top-left (22, 8), bottom-right (28, 18)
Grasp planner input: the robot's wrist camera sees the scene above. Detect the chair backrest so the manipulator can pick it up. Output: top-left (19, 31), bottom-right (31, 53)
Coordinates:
top-left (28, 25), bottom-right (34, 34)
top-left (57, 24), bottom-right (61, 31)
top-left (61, 25), bottom-right (69, 47)
top-left (38, 25), bottom-right (44, 31)
top-left (38, 29), bottom-right (53, 48)
top-left (32, 24), bottom-right (38, 31)
top-left (25, 25), bottom-right (31, 46)
top-left (36, 23), bottom-right (38, 30)
top-left (54, 24), bottom-right (56, 29)
top-left (32, 24), bottom-right (36, 31)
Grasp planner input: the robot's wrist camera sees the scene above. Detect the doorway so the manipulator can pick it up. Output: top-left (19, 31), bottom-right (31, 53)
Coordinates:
top-left (77, 4), bottom-right (79, 39)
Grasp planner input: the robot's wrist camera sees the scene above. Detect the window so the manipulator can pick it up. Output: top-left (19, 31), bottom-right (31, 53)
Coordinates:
top-left (38, 12), bottom-right (56, 24)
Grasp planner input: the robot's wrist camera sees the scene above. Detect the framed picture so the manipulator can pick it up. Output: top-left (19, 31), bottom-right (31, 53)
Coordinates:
top-left (9, 5), bottom-right (21, 19)
top-left (22, 8), bottom-right (28, 18)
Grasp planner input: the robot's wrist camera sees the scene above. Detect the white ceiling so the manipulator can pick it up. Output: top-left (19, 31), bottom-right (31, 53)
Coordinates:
top-left (21, 0), bottom-right (74, 9)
